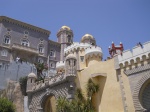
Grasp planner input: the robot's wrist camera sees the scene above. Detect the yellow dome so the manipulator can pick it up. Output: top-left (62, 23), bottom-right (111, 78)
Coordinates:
top-left (61, 26), bottom-right (71, 30)
top-left (81, 34), bottom-right (94, 41)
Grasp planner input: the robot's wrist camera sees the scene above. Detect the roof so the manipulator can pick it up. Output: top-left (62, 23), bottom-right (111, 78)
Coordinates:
top-left (0, 16), bottom-right (50, 36)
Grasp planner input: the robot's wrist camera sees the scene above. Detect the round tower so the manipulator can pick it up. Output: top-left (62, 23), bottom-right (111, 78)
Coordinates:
top-left (65, 53), bottom-right (77, 76)
top-left (26, 73), bottom-right (37, 93)
top-left (57, 26), bottom-right (73, 61)
top-left (81, 34), bottom-right (96, 46)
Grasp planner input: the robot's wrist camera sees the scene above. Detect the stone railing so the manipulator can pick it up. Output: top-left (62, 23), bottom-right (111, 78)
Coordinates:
top-left (12, 43), bottom-right (38, 54)
top-left (56, 61), bottom-right (65, 69)
top-left (117, 41), bottom-right (150, 66)
top-left (85, 46), bottom-right (103, 58)
top-left (33, 73), bottom-right (65, 91)
top-left (64, 42), bottom-right (91, 54)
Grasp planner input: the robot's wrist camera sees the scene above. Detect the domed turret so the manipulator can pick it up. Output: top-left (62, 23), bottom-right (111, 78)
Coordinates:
top-left (65, 54), bottom-right (77, 76)
top-left (57, 26), bottom-right (74, 61)
top-left (27, 73), bottom-right (37, 93)
top-left (81, 34), bottom-right (96, 45)
top-left (61, 26), bottom-right (71, 30)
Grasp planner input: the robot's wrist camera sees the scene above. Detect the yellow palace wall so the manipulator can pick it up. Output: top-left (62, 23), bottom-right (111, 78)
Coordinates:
top-left (76, 57), bottom-right (124, 112)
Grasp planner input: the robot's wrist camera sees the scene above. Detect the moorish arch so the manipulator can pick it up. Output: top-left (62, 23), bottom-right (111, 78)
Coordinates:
top-left (40, 89), bottom-right (58, 112)
top-left (132, 72), bottom-right (150, 112)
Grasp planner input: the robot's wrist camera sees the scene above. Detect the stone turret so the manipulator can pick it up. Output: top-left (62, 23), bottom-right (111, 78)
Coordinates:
top-left (65, 53), bottom-right (77, 76)
top-left (26, 73), bottom-right (37, 93)
top-left (57, 26), bottom-right (73, 61)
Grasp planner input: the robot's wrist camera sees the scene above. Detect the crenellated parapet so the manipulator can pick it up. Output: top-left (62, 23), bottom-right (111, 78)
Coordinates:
top-left (64, 42), bottom-right (91, 55)
top-left (118, 41), bottom-right (150, 69)
top-left (85, 46), bottom-right (103, 59)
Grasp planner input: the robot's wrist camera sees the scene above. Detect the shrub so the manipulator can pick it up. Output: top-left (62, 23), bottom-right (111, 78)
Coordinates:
top-left (0, 97), bottom-right (15, 112)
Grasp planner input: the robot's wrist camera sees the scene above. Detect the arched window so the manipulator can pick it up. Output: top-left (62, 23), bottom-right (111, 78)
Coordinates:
top-left (39, 45), bottom-right (44, 53)
top-left (50, 62), bottom-right (55, 68)
top-left (21, 39), bottom-right (29, 47)
top-left (4, 35), bottom-right (10, 44)
top-left (1, 49), bottom-right (8, 57)
top-left (50, 50), bottom-right (55, 57)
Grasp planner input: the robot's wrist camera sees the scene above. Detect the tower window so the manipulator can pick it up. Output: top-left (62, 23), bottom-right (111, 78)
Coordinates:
top-left (80, 56), bottom-right (84, 62)
top-left (50, 62), bottom-right (55, 68)
top-left (21, 39), bottom-right (29, 46)
top-left (4, 35), bottom-right (10, 44)
top-left (1, 50), bottom-right (8, 57)
top-left (39, 45), bottom-right (44, 53)
top-left (50, 50), bottom-right (55, 57)
top-left (74, 60), bottom-right (76, 66)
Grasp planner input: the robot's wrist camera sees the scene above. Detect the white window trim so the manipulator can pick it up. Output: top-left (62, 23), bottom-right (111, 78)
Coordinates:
top-left (21, 39), bottom-right (30, 47)
top-left (38, 58), bottom-right (44, 63)
top-left (38, 44), bottom-right (44, 54)
top-left (1, 50), bottom-right (8, 57)
top-left (50, 50), bottom-right (55, 57)
top-left (4, 35), bottom-right (11, 44)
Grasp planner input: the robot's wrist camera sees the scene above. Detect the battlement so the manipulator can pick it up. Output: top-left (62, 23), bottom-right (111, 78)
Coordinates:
top-left (56, 61), bottom-right (65, 70)
top-left (64, 42), bottom-right (91, 54)
top-left (118, 41), bottom-right (150, 66)
top-left (85, 46), bottom-right (103, 58)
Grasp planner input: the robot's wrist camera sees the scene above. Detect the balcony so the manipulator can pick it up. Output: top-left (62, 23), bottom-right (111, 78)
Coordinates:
top-left (12, 43), bottom-right (38, 54)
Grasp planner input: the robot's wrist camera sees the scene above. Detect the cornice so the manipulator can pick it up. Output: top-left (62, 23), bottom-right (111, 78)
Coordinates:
top-left (49, 40), bottom-right (60, 47)
top-left (0, 16), bottom-right (50, 36)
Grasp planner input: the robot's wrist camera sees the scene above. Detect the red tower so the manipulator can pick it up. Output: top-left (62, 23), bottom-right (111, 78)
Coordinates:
top-left (109, 42), bottom-right (124, 57)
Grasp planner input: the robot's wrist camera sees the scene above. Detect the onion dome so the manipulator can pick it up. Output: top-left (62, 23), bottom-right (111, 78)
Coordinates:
top-left (61, 25), bottom-right (71, 30)
top-left (81, 34), bottom-right (96, 45)
top-left (28, 73), bottom-right (37, 79)
top-left (66, 53), bottom-right (76, 60)
top-left (81, 34), bottom-right (95, 42)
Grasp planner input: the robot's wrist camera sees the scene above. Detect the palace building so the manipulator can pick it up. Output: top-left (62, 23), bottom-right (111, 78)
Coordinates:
top-left (0, 16), bottom-right (150, 112)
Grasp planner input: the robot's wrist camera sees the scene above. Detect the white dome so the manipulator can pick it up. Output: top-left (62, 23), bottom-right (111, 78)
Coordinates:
top-left (81, 34), bottom-right (95, 42)
top-left (66, 53), bottom-right (76, 60)
top-left (28, 73), bottom-right (37, 78)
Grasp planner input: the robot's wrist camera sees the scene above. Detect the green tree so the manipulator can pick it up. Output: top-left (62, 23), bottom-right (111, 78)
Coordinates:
top-left (34, 62), bottom-right (48, 80)
top-left (0, 97), bottom-right (15, 112)
top-left (56, 78), bottom-right (99, 112)
top-left (19, 76), bottom-right (27, 96)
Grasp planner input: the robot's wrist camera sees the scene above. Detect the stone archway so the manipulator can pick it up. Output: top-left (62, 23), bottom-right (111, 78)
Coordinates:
top-left (43, 95), bottom-right (56, 112)
top-left (133, 72), bottom-right (150, 112)
top-left (140, 80), bottom-right (150, 111)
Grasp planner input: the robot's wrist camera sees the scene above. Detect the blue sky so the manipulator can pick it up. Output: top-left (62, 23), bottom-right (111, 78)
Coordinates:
top-left (0, 0), bottom-right (150, 59)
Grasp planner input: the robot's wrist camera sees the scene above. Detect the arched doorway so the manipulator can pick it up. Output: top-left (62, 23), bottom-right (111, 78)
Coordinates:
top-left (43, 95), bottom-right (56, 112)
top-left (139, 79), bottom-right (150, 111)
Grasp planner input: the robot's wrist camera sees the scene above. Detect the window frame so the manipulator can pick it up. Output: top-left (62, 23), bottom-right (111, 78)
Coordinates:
top-left (3, 35), bottom-right (11, 44)
top-left (21, 39), bottom-right (30, 47)
top-left (1, 49), bottom-right (8, 57)
top-left (38, 44), bottom-right (44, 54)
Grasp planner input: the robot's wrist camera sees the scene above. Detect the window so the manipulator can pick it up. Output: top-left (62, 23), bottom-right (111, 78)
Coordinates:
top-left (21, 39), bottom-right (29, 46)
top-left (50, 62), bottom-right (55, 68)
top-left (1, 50), bottom-right (8, 57)
top-left (39, 45), bottom-right (44, 53)
top-left (38, 58), bottom-right (44, 63)
top-left (80, 56), bottom-right (84, 62)
top-left (67, 35), bottom-right (72, 43)
top-left (4, 35), bottom-right (10, 44)
top-left (24, 31), bottom-right (29, 35)
top-left (50, 50), bottom-right (55, 57)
